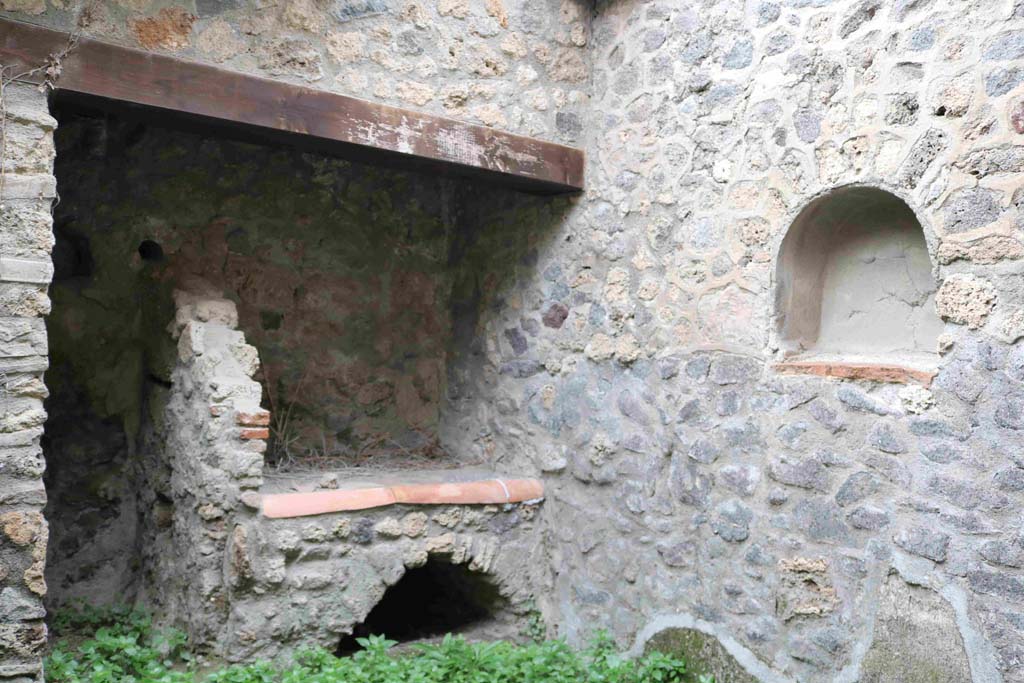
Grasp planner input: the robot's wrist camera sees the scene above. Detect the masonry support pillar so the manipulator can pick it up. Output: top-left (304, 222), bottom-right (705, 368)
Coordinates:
top-left (0, 82), bottom-right (56, 683)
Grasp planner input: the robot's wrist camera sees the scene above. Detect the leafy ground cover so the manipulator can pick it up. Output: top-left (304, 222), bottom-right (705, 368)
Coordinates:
top-left (45, 606), bottom-right (706, 683)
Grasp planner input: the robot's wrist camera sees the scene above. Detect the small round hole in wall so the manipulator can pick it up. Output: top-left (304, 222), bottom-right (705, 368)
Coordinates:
top-left (138, 240), bottom-right (164, 263)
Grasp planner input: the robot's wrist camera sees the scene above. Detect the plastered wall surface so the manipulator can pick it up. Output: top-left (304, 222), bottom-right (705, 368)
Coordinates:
top-left (2, 1), bottom-right (1024, 683)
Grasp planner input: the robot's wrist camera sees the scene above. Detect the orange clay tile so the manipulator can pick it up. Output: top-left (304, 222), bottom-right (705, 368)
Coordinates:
top-left (773, 361), bottom-right (936, 386)
top-left (260, 478), bottom-right (544, 519)
top-left (239, 427), bottom-right (270, 440)
top-left (392, 479), bottom-right (544, 505)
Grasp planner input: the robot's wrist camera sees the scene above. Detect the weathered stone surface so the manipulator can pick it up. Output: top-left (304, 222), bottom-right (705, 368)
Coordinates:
top-left (860, 575), bottom-right (972, 683)
top-left (886, 93), bottom-right (920, 126)
top-left (256, 37), bottom-right (323, 81)
top-left (942, 188), bottom-right (1004, 234)
top-left (897, 128), bottom-right (947, 188)
top-left (0, 588), bottom-right (45, 622)
top-left (0, 512), bottom-right (43, 546)
top-left (669, 456), bottom-right (714, 509)
top-left (644, 627), bottom-right (759, 683)
top-left (928, 474), bottom-right (1009, 511)
top-left (938, 235), bottom-right (1024, 265)
top-left (994, 393), bottom-right (1024, 430)
top-left (657, 539), bottom-right (696, 568)
top-left (708, 355), bottom-right (761, 385)
top-left (712, 499), bottom-right (753, 542)
top-left (984, 30), bottom-right (1024, 61)
top-left (1012, 98), bottom-right (1024, 134)
top-left (993, 467), bottom-right (1024, 491)
top-left (867, 422), bottom-right (907, 454)
top-left (956, 145), bottom-right (1024, 177)
top-left (542, 302), bottom-right (569, 328)
top-left (894, 526), bottom-right (950, 562)
top-left (936, 275), bottom-right (997, 329)
top-left (968, 569), bottom-right (1024, 599)
top-left (836, 386), bottom-right (892, 416)
top-left (0, 622), bottom-right (46, 661)
top-left (777, 557), bottom-right (837, 621)
top-left (807, 399), bottom-right (844, 432)
top-left (838, 0), bottom-right (882, 39)
top-left (835, 471), bottom-right (880, 507)
top-left (979, 539), bottom-right (1024, 568)
top-left (719, 464), bottom-right (761, 497)
top-left (847, 505), bottom-right (890, 530)
top-left (687, 438), bottom-right (720, 464)
top-left (986, 66), bottom-right (1024, 96)
top-left (920, 442), bottom-right (961, 464)
top-left (792, 498), bottom-right (849, 544)
top-left (768, 455), bottom-right (830, 492)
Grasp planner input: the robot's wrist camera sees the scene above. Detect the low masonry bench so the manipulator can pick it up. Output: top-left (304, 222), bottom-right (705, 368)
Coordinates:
top-left (259, 469), bottom-right (544, 519)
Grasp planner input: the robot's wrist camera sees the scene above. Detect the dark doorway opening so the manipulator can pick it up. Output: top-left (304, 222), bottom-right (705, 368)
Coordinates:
top-left (336, 559), bottom-right (505, 655)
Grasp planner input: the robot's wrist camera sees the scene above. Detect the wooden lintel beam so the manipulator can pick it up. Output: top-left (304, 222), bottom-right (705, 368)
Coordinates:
top-left (0, 18), bottom-right (584, 195)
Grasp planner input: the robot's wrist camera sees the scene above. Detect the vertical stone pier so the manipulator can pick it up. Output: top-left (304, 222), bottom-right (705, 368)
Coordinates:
top-left (0, 82), bottom-right (56, 683)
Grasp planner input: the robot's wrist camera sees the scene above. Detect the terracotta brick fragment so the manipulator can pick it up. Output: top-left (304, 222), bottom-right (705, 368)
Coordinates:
top-left (239, 427), bottom-right (269, 440)
top-left (773, 361), bottom-right (935, 386)
top-left (236, 409), bottom-right (271, 427)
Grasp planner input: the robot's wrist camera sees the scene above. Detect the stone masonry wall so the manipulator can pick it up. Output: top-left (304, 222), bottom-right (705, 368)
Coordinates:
top-left (4, 1), bottom-right (1024, 682)
top-left (138, 284), bottom-right (546, 660)
top-left (50, 108), bottom-right (463, 465)
top-left (42, 161), bottom-right (179, 610)
top-left (437, 1), bottom-right (1024, 682)
top-left (38, 104), bottom-right (557, 660)
top-left (0, 84), bottom-right (56, 683)
top-left (0, 0), bottom-right (590, 145)
top-left (225, 499), bottom-right (544, 662)
top-left (140, 286), bottom-right (267, 649)
top-left (154, 285), bottom-right (547, 660)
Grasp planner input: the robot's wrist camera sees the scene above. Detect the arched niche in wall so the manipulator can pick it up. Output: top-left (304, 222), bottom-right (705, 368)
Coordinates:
top-left (774, 186), bottom-right (943, 380)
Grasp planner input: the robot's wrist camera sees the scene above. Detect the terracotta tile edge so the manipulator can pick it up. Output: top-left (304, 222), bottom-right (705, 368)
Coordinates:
top-left (773, 361), bottom-right (936, 387)
top-left (260, 478), bottom-right (545, 519)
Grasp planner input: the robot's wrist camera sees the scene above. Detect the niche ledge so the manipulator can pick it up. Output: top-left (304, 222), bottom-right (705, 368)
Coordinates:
top-left (773, 358), bottom-right (936, 386)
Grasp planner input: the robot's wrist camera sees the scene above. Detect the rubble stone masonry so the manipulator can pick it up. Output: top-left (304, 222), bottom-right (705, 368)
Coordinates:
top-left (2, 1), bottom-right (1024, 682)
top-left (0, 83), bottom-right (56, 683)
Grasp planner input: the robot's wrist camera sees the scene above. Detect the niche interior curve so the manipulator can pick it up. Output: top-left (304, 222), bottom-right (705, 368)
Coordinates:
top-left (774, 186), bottom-right (943, 375)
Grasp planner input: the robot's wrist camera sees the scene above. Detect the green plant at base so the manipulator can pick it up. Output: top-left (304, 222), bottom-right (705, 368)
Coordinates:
top-left (46, 606), bottom-right (191, 683)
top-left (46, 608), bottom-right (693, 683)
top-left (518, 600), bottom-right (548, 643)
